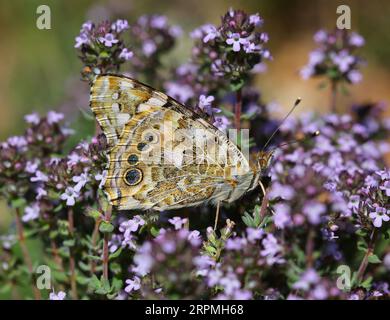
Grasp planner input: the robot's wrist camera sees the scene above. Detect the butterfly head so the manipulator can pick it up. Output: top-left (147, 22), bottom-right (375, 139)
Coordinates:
top-left (257, 150), bottom-right (274, 175)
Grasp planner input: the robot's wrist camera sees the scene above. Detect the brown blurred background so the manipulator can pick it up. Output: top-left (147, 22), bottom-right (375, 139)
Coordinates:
top-left (0, 0), bottom-right (390, 140)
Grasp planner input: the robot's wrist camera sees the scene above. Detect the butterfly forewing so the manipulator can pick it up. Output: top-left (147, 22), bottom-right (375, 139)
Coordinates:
top-left (90, 75), bottom-right (255, 211)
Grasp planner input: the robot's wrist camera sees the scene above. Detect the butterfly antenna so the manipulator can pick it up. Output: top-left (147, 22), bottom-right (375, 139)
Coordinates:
top-left (262, 98), bottom-right (302, 151)
top-left (269, 130), bottom-right (320, 151)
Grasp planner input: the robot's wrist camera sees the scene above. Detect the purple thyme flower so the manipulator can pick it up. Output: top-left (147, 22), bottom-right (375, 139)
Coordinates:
top-left (95, 170), bottom-right (107, 189)
top-left (246, 228), bottom-right (264, 242)
top-left (98, 33), bottom-right (119, 47)
top-left (303, 201), bottom-right (326, 225)
top-left (168, 216), bottom-right (188, 230)
top-left (150, 15), bottom-right (167, 29)
top-left (347, 195), bottom-right (360, 213)
top-left (226, 237), bottom-right (247, 250)
top-left (120, 215), bottom-right (146, 240)
top-left (119, 48), bottom-right (133, 60)
top-left (249, 13), bottom-right (263, 26)
top-left (49, 291), bottom-right (66, 300)
top-left (187, 230), bottom-right (201, 246)
top-left (22, 203), bottom-right (40, 222)
top-left (268, 183), bottom-right (295, 200)
top-left (193, 255), bottom-right (215, 276)
top-left (108, 234), bottom-right (123, 253)
top-left (293, 268), bottom-right (320, 290)
top-left (273, 203), bottom-right (291, 229)
top-left (60, 187), bottom-right (79, 206)
top-left (369, 207), bottom-right (389, 228)
top-left (142, 40), bottom-right (157, 57)
top-left (376, 169), bottom-right (389, 180)
top-left (7, 136), bottom-right (27, 149)
top-left (226, 33), bottom-right (249, 52)
top-left (219, 272), bottom-right (241, 295)
top-left (30, 170), bottom-right (49, 183)
top-left (81, 21), bottom-right (93, 32)
top-left (202, 24), bottom-right (219, 43)
top-left (243, 41), bottom-right (261, 53)
top-left (313, 30), bottom-right (327, 43)
top-left (330, 50), bottom-right (354, 73)
top-left (380, 180), bottom-right (390, 197)
top-left (74, 32), bottom-right (89, 48)
top-left (72, 172), bottom-right (89, 192)
top-left (47, 111), bottom-right (64, 124)
top-left (132, 243), bottom-right (153, 276)
top-left (24, 113), bottom-right (40, 125)
top-left (347, 70), bottom-right (363, 83)
top-left (260, 234), bottom-right (285, 265)
top-left (384, 253), bottom-right (390, 271)
top-left (124, 276), bottom-right (141, 293)
top-left (111, 19), bottom-right (129, 33)
top-left (213, 116), bottom-right (230, 131)
top-left (36, 187), bottom-right (47, 200)
top-left (165, 82), bottom-right (194, 103)
top-left (198, 95), bottom-right (219, 115)
top-left (25, 160), bottom-right (39, 174)
top-left (349, 32), bottom-right (365, 47)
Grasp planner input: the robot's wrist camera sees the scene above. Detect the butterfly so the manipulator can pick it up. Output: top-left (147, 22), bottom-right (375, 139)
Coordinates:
top-left (90, 74), bottom-right (273, 211)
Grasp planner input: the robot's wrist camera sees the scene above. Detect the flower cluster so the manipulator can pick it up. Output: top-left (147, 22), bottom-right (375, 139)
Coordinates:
top-left (75, 19), bottom-right (132, 80)
top-left (190, 9), bottom-right (270, 92)
top-left (128, 15), bottom-right (181, 85)
top-left (300, 29), bottom-right (365, 84)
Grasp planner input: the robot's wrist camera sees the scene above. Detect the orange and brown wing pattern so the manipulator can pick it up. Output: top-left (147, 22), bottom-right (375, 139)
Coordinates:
top-left (90, 74), bottom-right (254, 211)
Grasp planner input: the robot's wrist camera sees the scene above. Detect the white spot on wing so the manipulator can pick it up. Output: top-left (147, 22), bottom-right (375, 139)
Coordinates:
top-left (116, 113), bottom-right (130, 126)
top-left (112, 103), bottom-right (120, 113)
top-left (137, 103), bottom-right (151, 113)
top-left (147, 97), bottom-right (166, 107)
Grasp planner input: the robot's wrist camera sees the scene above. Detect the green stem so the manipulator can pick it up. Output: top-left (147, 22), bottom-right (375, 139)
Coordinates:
top-left (102, 205), bottom-right (112, 281)
top-left (330, 80), bottom-right (338, 113)
top-left (67, 208), bottom-right (78, 299)
top-left (356, 229), bottom-right (377, 284)
top-left (15, 208), bottom-right (41, 300)
top-left (234, 88), bottom-right (242, 131)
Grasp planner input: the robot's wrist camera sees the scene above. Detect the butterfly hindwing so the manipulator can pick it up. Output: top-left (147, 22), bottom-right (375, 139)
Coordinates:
top-left (90, 74), bottom-right (256, 211)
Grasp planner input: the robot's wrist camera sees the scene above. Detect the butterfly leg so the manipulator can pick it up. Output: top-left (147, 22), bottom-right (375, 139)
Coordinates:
top-left (214, 201), bottom-right (221, 230)
top-left (259, 180), bottom-right (271, 219)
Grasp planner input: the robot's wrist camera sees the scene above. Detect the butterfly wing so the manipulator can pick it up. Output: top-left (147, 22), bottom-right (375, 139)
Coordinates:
top-left (90, 74), bottom-right (256, 211)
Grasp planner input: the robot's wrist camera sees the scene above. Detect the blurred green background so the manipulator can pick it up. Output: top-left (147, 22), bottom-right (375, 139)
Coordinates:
top-left (0, 0), bottom-right (390, 226)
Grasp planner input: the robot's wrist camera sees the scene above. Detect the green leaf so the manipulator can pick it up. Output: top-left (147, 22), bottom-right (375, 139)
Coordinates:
top-left (111, 278), bottom-right (123, 292)
top-left (99, 221), bottom-right (114, 233)
top-left (86, 208), bottom-right (102, 220)
top-left (89, 275), bottom-right (101, 290)
top-left (80, 108), bottom-right (95, 121)
top-left (11, 198), bottom-right (26, 208)
top-left (205, 245), bottom-right (217, 255)
top-left (109, 247), bottom-right (123, 260)
top-left (253, 206), bottom-right (261, 226)
top-left (99, 51), bottom-right (110, 59)
top-left (150, 226), bottom-right (160, 237)
top-left (86, 255), bottom-right (101, 261)
top-left (242, 212), bottom-right (254, 227)
top-left (53, 204), bottom-right (63, 212)
top-left (357, 240), bottom-right (367, 252)
top-left (367, 254), bottom-right (381, 264)
top-left (229, 78), bottom-right (245, 91)
top-left (360, 276), bottom-right (373, 289)
top-left (63, 239), bottom-right (75, 247)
